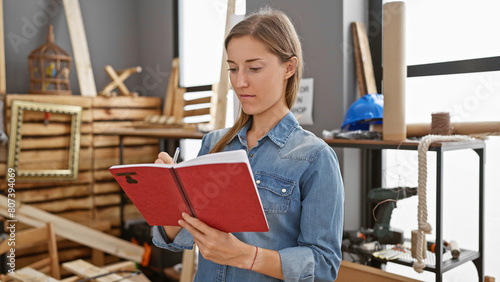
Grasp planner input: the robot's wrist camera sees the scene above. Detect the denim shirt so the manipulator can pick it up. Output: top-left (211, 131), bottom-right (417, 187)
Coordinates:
top-left (152, 112), bottom-right (344, 282)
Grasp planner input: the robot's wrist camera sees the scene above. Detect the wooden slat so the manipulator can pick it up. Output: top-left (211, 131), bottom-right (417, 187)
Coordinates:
top-left (9, 122), bottom-right (92, 136)
top-left (94, 182), bottom-right (120, 195)
top-left (93, 121), bottom-right (136, 133)
top-left (19, 135), bottom-right (92, 149)
top-left (6, 94), bottom-right (92, 108)
top-left (63, 259), bottom-right (134, 282)
top-left (92, 108), bottom-right (161, 121)
top-left (95, 205), bottom-right (141, 224)
top-left (337, 260), bottom-right (423, 282)
top-left (57, 210), bottom-right (94, 223)
top-left (0, 171), bottom-right (92, 190)
top-left (92, 135), bottom-right (158, 148)
top-left (352, 22), bottom-right (377, 96)
top-left (16, 184), bottom-right (91, 203)
top-left (8, 267), bottom-right (59, 282)
top-left (94, 194), bottom-right (121, 207)
top-left (93, 145), bottom-right (158, 160)
top-left (0, 195), bottom-right (145, 263)
top-left (93, 96), bottom-right (161, 108)
top-left (31, 197), bottom-right (93, 213)
top-left (183, 108), bottom-right (211, 117)
top-left (62, 0), bottom-right (97, 96)
top-left (209, 0), bottom-right (235, 130)
top-left (17, 146), bottom-right (92, 165)
top-left (93, 156), bottom-right (156, 172)
top-left (6, 109), bottom-right (92, 123)
top-left (184, 96), bottom-right (212, 106)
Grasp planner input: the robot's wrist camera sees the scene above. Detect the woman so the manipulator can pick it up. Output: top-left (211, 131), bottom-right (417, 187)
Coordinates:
top-left (153, 7), bottom-right (344, 282)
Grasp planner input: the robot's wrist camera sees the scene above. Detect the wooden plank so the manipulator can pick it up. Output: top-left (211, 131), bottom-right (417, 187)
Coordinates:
top-left (94, 194), bottom-right (121, 207)
top-left (183, 107), bottom-right (210, 117)
top-left (93, 121), bottom-right (136, 133)
top-left (16, 184), bottom-right (91, 203)
top-left (62, 0), bottom-right (97, 96)
top-left (93, 96), bottom-right (161, 108)
top-left (94, 182), bottom-right (120, 195)
top-left (336, 260), bottom-right (422, 282)
top-left (92, 108), bottom-right (161, 121)
top-left (92, 135), bottom-right (158, 148)
top-left (0, 171), bottom-right (92, 190)
top-left (163, 58), bottom-right (180, 116)
top-left (6, 94), bottom-right (92, 108)
top-left (209, 0), bottom-right (235, 130)
top-left (62, 261), bottom-right (149, 282)
top-left (95, 205), bottom-right (141, 224)
top-left (0, 0), bottom-right (5, 95)
top-left (6, 109), bottom-right (92, 123)
top-left (0, 195), bottom-right (145, 263)
top-left (62, 259), bottom-right (134, 282)
top-left (31, 197), bottom-right (93, 213)
top-left (8, 267), bottom-right (59, 282)
top-left (93, 145), bottom-right (158, 160)
top-left (8, 122), bottom-right (92, 136)
top-left (179, 248), bottom-right (196, 282)
top-left (19, 135), bottom-right (93, 149)
top-left (17, 146), bottom-right (92, 165)
top-left (352, 22), bottom-right (377, 96)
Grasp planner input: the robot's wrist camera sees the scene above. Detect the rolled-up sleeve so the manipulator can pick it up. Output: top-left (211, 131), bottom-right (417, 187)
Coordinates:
top-left (152, 226), bottom-right (194, 251)
top-left (279, 145), bottom-right (344, 282)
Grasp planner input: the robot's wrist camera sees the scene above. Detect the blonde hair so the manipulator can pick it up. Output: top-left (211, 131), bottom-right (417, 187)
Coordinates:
top-left (210, 7), bottom-right (303, 153)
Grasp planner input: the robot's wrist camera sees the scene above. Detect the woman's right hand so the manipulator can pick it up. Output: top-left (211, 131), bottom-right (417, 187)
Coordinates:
top-left (155, 152), bottom-right (182, 241)
top-left (155, 152), bottom-right (174, 164)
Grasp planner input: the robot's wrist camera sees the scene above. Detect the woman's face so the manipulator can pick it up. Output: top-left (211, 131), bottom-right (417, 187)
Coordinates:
top-left (227, 35), bottom-right (290, 118)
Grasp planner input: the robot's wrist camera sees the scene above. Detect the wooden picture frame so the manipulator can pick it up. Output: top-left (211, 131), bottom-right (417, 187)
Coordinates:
top-left (7, 100), bottom-right (82, 180)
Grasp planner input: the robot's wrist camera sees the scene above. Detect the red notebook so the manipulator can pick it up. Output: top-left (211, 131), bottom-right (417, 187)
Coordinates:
top-left (109, 150), bottom-right (269, 233)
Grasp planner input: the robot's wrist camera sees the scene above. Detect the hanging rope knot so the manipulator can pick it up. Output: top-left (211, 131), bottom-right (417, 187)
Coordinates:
top-left (413, 260), bottom-right (426, 273)
top-left (419, 222), bottom-right (432, 234)
top-left (412, 134), bottom-right (473, 273)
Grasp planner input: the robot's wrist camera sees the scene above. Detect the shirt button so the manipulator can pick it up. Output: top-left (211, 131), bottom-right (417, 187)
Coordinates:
top-left (256, 180), bottom-right (261, 184)
top-left (281, 189), bottom-right (287, 193)
top-left (250, 154), bottom-right (254, 158)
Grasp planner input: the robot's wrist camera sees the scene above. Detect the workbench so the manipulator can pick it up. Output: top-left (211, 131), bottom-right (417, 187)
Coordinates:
top-left (324, 138), bottom-right (485, 282)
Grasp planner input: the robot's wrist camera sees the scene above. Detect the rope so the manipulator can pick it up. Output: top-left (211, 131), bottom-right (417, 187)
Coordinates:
top-left (412, 134), bottom-right (472, 273)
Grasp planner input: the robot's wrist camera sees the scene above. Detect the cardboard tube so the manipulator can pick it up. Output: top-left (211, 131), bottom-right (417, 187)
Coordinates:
top-left (407, 121), bottom-right (500, 137)
top-left (383, 2), bottom-right (406, 141)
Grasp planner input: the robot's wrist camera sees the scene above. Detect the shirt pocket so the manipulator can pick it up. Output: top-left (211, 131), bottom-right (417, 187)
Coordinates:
top-left (255, 172), bottom-right (296, 214)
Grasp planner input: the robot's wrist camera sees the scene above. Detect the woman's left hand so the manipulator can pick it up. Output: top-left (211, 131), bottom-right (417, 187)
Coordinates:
top-left (178, 212), bottom-right (255, 269)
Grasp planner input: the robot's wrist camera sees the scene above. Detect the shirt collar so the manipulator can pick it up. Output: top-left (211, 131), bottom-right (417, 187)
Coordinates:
top-left (235, 111), bottom-right (299, 148)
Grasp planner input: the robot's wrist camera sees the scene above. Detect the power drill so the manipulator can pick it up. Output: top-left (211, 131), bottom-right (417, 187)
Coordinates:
top-left (368, 187), bottom-right (418, 245)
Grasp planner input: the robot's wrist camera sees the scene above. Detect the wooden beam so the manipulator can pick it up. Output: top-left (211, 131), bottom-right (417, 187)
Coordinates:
top-left (62, 0), bottom-right (97, 96)
top-left (209, 0), bottom-right (235, 129)
top-left (0, 195), bottom-right (145, 263)
top-left (8, 267), bottom-right (59, 282)
top-left (62, 259), bottom-right (134, 282)
top-left (352, 22), bottom-right (377, 96)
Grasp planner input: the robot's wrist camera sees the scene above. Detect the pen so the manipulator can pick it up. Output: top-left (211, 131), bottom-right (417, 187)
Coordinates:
top-left (173, 147), bottom-right (180, 164)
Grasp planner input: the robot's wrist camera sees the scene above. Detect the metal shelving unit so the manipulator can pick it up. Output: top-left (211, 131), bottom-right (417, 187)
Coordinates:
top-left (325, 138), bottom-right (485, 282)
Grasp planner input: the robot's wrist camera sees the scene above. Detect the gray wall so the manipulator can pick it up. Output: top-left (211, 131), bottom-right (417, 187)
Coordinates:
top-left (3, 0), bottom-right (365, 230)
top-left (4, 0), bottom-right (171, 97)
top-left (247, 0), bottom-right (366, 230)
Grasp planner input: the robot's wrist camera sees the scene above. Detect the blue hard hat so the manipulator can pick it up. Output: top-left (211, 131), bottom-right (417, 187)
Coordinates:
top-left (341, 93), bottom-right (384, 130)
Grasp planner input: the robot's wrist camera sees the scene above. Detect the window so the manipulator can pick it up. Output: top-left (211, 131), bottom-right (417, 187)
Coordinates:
top-left (177, 0), bottom-right (245, 160)
top-left (375, 1), bottom-right (500, 280)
